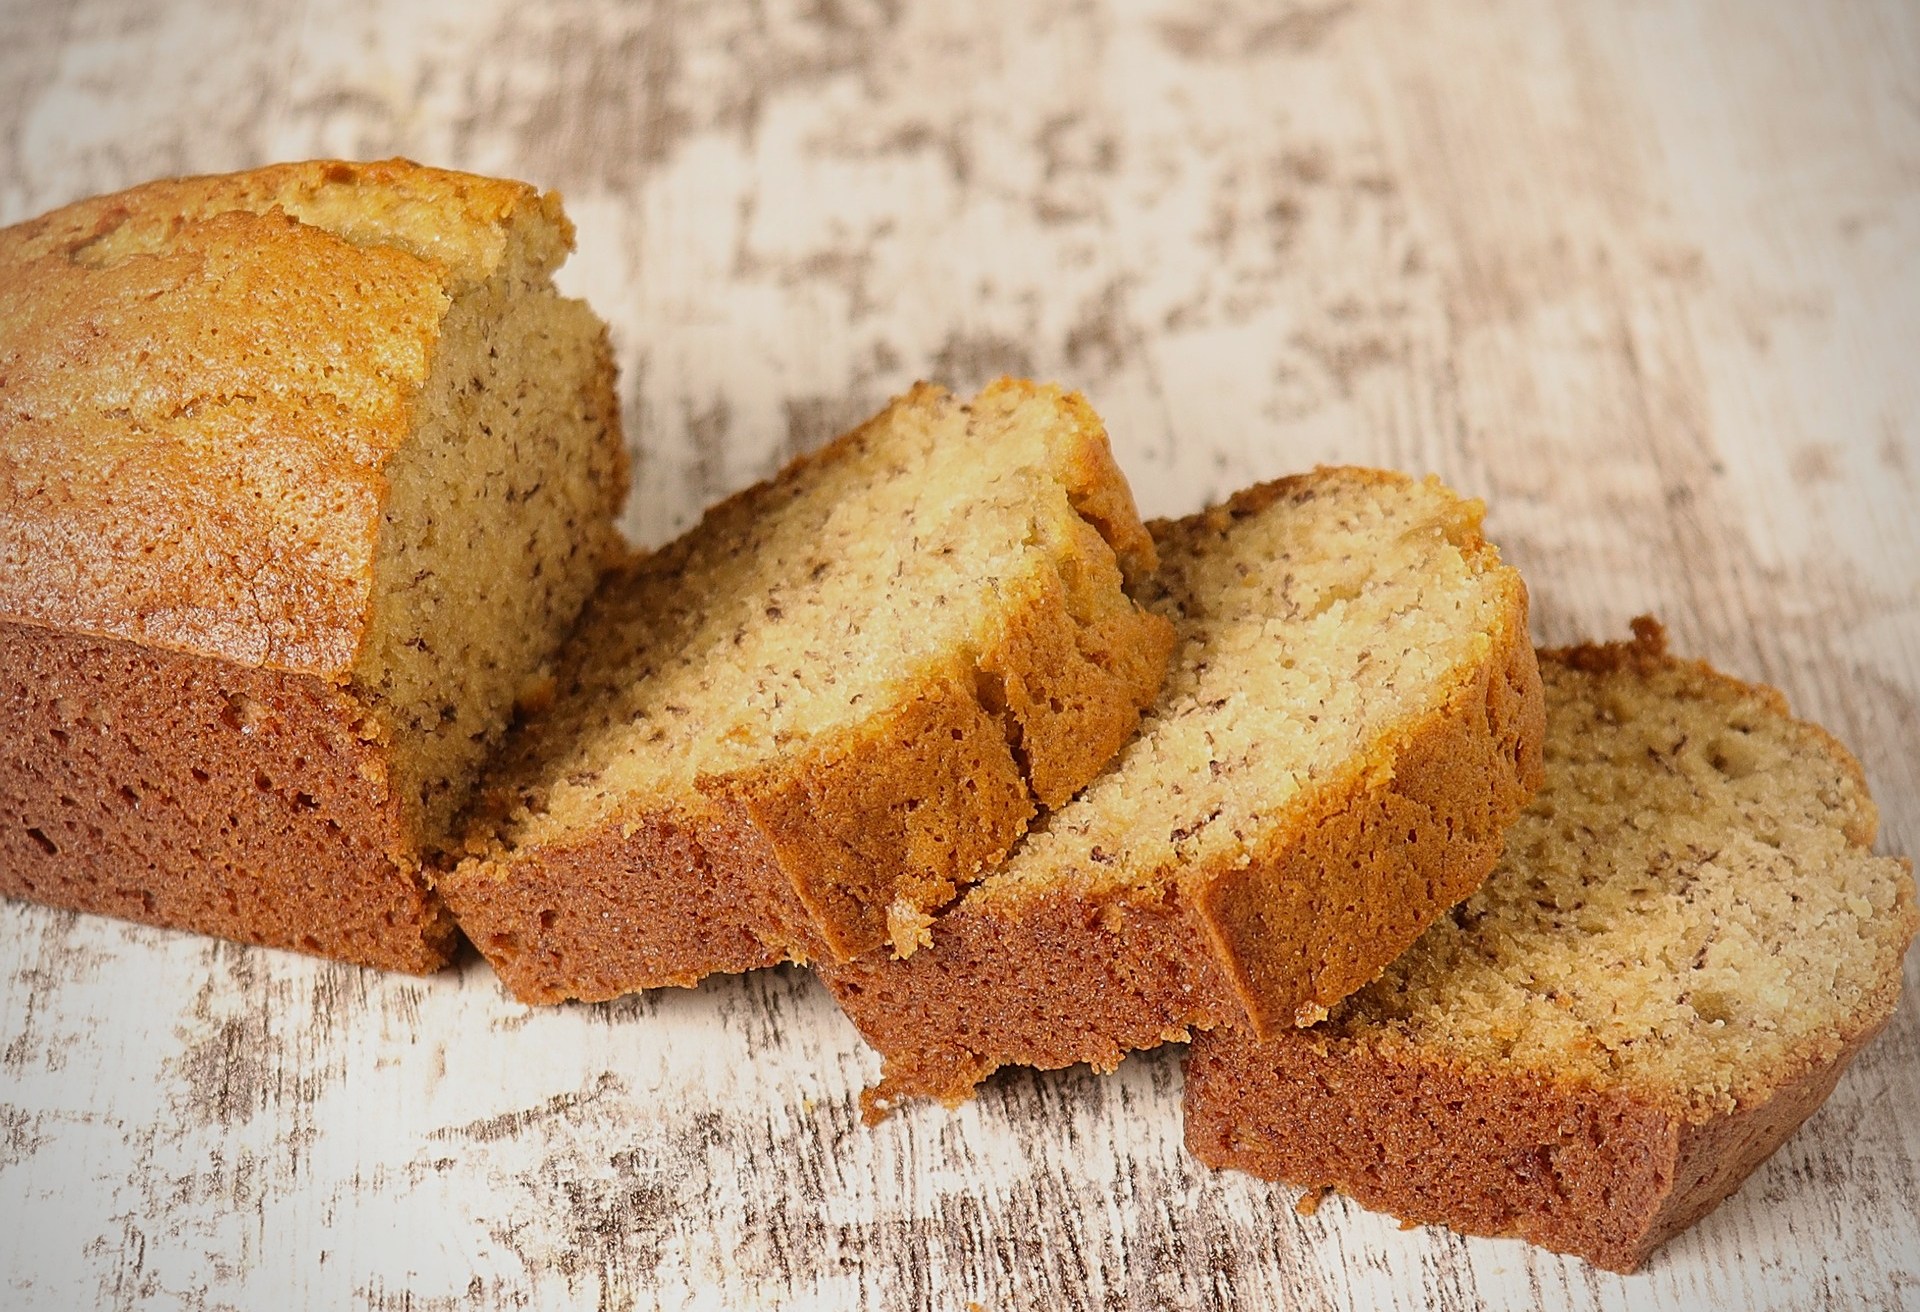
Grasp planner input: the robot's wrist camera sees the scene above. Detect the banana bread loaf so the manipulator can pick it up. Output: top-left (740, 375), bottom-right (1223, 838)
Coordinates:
top-left (438, 379), bottom-right (1174, 1002)
top-left (819, 468), bottom-right (1544, 1113)
top-left (1183, 621), bottom-right (1919, 1272)
top-left (0, 159), bottom-right (627, 972)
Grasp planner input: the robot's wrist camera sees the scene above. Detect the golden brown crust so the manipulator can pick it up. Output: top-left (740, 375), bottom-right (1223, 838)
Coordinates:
top-left (1182, 1014), bottom-right (1889, 1273)
top-left (0, 158), bottom-right (564, 293)
top-left (703, 663), bottom-right (1036, 961)
top-left (1193, 598), bottom-right (1543, 1030)
top-left (439, 380), bottom-right (1173, 1000)
top-left (1030, 381), bottom-right (1161, 590)
top-left (0, 161), bottom-right (616, 973)
top-left (439, 805), bottom-right (806, 1002)
top-left (0, 159), bottom-right (563, 675)
top-left (971, 403), bottom-right (1177, 809)
top-left (1, 208), bottom-right (437, 673)
top-left (0, 620), bottom-right (457, 973)
top-left (1181, 633), bottom-right (1920, 1271)
top-left (816, 495), bottom-right (1544, 1110)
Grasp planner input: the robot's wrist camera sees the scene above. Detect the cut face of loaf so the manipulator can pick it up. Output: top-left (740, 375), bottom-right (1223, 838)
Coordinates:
top-left (1183, 621), bottom-right (1920, 1272)
top-left (0, 159), bottom-right (627, 972)
top-left (818, 468), bottom-right (1545, 1112)
top-left (439, 379), bottom-right (1174, 1002)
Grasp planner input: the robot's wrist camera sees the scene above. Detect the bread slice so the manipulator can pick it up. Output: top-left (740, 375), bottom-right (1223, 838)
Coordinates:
top-left (437, 379), bottom-right (1174, 1003)
top-left (818, 468), bottom-right (1545, 1113)
top-left (1184, 621), bottom-right (1919, 1272)
top-left (0, 159), bottom-right (627, 972)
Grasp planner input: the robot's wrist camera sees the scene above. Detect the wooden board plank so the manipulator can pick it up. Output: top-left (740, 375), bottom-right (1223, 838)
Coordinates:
top-left (2, 1), bottom-right (1916, 1307)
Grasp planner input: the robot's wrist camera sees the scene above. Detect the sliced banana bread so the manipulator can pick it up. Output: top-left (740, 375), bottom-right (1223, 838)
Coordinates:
top-left (1183, 621), bottom-right (1919, 1272)
top-left (439, 379), bottom-right (1174, 1002)
top-left (0, 159), bottom-right (627, 972)
top-left (819, 468), bottom-right (1545, 1112)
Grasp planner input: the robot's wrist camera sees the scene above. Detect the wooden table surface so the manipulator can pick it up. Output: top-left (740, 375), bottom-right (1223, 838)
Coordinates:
top-left (4, 1), bottom-right (1918, 1308)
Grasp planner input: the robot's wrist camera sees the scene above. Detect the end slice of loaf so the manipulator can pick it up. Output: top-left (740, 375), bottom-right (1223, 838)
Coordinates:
top-left (818, 468), bottom-right (1544, 1112)
top-left (1183, 620), bottom-right (1920, 1272)
top-left (438, 379), bottom-right (1174, 1002)
top-left (0, 159), bottom-right (627, 972)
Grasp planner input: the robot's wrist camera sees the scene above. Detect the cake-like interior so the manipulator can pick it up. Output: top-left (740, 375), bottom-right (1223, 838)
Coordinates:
top-left (481, 380), bottom-right (1157, 856)
top-left (0, 161), bottom-right (625, 971)
top-left (819, 468), bottom-right (1543, 1107)
top-left (20, 163), bottom-right (627, 845)
top-left (1182, 628), bottom-right (1918, 1270)
top-left (978, 471), bottom-right (1514, 909)
top-left (359, 216), bottom-right (624, 841)
top-left (1313, 631), bottom-right (1917, 1115)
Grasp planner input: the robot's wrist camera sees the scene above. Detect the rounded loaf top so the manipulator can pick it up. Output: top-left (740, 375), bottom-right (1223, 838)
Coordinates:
top-left (0, 159), bottom-right (575, 675)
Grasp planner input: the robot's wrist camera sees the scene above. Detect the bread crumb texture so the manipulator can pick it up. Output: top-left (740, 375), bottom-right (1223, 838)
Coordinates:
top-left (995, 469), bottom-right (1514, 902)
top-left (0, 159), bottom-right (624, 969)
top-left (443, 379), bottom-right (1172, 997)
top-left (821, 466), bottom-right (1543, 1107)
top-left (1316, 622), bottom-right (1917, 1117)
top-left (480, 380), bottom-right (1158, 848)
top-left (1182, 623), bottom-right (1918, 1270)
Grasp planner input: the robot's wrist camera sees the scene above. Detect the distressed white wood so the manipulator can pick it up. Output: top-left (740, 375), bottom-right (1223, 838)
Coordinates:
top-left (3, 1), bottom-right (1918, 1307)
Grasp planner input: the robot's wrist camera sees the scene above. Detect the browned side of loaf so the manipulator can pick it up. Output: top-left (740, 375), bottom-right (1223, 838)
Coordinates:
top-left (696, 382), bottom-right (1174, 961)
top-left (440, 578), bottom-right (1170, 1003)
top-left (1182, 1016), bottom-right (1889, 1273)
top-left (438, 805), bottom-right (808, 1001)
top-left (440, 672), bottom-right (1027, 1002)
top-left (441, 385), bottom-right (1174, 1000)
top-left (0, 620), bottom-right (457, 973)
top-left (818, 596), bottom-right (1544, 1110)
top-left (821, 879), bottom-right (1243, 1107)
top-left (1195, 611), bottom-right (1543, 1032)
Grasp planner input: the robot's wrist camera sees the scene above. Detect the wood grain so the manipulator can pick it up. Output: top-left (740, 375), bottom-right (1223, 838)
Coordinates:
top-left (3, 1), bottom-right (1917, 1307)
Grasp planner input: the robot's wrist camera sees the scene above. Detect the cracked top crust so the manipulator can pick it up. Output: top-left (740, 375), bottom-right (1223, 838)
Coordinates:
top-left (0, 158), bottom-right (571, 676)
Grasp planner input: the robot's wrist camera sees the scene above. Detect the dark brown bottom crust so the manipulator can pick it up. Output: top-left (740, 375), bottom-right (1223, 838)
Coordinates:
top-left (435, 674), bottom-right (1045, 1004)
top-left (443, 538), bottom-right (1176, 1003)
top-left (0, 622), bottom-right (457, 974)
top-left (822, 883), bottom-right (1244, 1113)
top-left (441, 382), bottom-right (1180, 1002)
top-left (817, 611), bottom-right (1545, 1114)
top-left (436, 807), bottom-right (821, 1003)
top-left (1182, 1022), bottom-right (1882, 1273)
